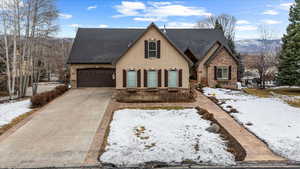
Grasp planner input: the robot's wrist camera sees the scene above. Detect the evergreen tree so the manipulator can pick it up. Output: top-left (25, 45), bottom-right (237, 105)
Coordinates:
top-left (277, 0), bottom-right (300, 85)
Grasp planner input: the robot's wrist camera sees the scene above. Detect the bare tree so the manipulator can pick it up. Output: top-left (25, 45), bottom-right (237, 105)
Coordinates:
top-left (0, 0), bottom-right (58, 99)
top-left (251, 25), bottom-right (278, 89)
top-left (197, 14), bottom-right (237, 53)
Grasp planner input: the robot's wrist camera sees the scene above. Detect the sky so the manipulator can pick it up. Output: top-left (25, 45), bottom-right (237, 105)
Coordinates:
top-left (56, 0), bottom-right (295, 40)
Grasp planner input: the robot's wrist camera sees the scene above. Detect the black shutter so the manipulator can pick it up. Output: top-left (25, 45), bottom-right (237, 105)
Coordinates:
top-left (214, 66), bottom-right (217, 80)
top-left (123, 70), bottom-right (127, 88)
top-left (144, 40), bottom-right (148, 58)
top-left (137, 70), bottom-right (141, 87)
top-left (179, 69), bottom-right (182, 87)
top-left (144, 70), bottom-right (147, 87)
top-left (158, 69), bottom-right (161, 87)
top-left (228, 66), bottom-right (232, 80)
top-left (165, 69), bottom-right (168, 87)
top-left (157, 40), bottom-right (161, 58)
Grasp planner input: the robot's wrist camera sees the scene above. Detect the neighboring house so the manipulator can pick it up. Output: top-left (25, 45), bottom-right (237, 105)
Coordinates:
top-left (67, 23), bottom-right (239, 93)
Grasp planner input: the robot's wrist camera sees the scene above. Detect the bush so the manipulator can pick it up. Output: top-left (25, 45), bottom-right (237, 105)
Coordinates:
top-left (215, 83), bottom-right (222, 88)
top-left (31, 85), bottom-right (68, 108)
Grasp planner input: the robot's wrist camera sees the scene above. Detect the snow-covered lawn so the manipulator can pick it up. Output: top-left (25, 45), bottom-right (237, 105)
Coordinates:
top-left (0, 99), bottom-right (32, 126)
top-left (203, 87), bottom-right (300, 161)
top-left (100, 109), bottom-right (235, 166)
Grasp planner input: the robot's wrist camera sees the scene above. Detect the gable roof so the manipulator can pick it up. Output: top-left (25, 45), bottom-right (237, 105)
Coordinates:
top-left (113, 23), bottom-right (193, 65)
top-left (67, 23), bottom-right (231, 65)
top-left (204, 45), bottom-right (240, 65)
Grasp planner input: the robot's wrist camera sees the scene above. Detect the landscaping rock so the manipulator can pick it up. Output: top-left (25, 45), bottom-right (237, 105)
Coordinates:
top-left (206, 123), bottom-right (220, 133)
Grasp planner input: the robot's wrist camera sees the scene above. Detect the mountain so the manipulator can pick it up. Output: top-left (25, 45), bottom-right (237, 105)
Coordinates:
top-left (235, 39), bottom-right (282, 54)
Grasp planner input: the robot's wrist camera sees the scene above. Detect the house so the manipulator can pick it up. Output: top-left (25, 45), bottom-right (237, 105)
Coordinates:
top-left (67, 23), bottom-right (239, 95)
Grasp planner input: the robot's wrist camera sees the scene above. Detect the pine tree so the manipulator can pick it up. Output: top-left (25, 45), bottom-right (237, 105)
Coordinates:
top-left (277, 0), bottom-right (300, 85)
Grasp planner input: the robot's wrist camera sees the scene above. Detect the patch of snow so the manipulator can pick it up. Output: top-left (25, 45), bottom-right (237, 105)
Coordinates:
top-left (203, 87), bottom-right (300, 161)
top-left (0, 99), bottom-right (32, 126)
top-left (270, 86), bottom-right (300, 89)
top-left (100, 109), bottom-right (235, 166)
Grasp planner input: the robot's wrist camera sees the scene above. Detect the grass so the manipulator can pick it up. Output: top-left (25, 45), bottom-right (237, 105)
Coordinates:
top-left (0, 109), bottom-right (37, 136)
top-left (0, 91), bottom-right (8, 97)
top-left (243, 88), bottom-right (300, 108)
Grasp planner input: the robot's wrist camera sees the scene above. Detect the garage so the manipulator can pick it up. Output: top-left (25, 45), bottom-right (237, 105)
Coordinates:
top-left (77, 68), bottom-right (116, 87)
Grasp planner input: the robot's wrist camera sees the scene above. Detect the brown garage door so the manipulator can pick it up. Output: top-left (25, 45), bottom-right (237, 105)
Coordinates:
top-left (77, 68), bottom-right (116, 87)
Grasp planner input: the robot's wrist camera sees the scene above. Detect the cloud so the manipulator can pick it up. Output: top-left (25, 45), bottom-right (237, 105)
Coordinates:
top-left (87, 5), bottom-right (97, 10)
top-left (113, 1), bottom-right (211, 21)
top-left (59, 13), bottom-right (72, 19)
top-left (262, 10), bottom-right (278, 15)
top-left (279, 2), bottom-right (294, 10)
top-left (262, 19), bottom-right (282, 24)
top-left (236, 20), bottom-right (250, 25)
top-left (166, 22), bottom-right (197, 28)
top-left (133, 17), bottom-right (165, 22)
top-left (69, 24), bottom-right (80, 28)
top-left (99, 24), bottom-right (108, 28)
top-left (236, 25), bottom-right (258, 31)
top-left (114, 1), bottom-right (146, 17)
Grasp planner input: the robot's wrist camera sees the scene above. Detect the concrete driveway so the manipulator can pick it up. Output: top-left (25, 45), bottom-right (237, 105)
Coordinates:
top-left (0, 88), bottom-right (112, 168)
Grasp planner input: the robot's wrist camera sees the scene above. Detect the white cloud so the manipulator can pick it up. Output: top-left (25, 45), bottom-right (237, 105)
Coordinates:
top-left (87, 5), bottom-right (97, 10)
top-left (59, 13), bottom-right (72, 19)
top-left (236, 25), bottom-right (258, 31)
top-left (99, 24), bottom-right (108, 28)
top-left (236, 20), bottom-right (250, 25)
top-left (262, 19), bottom-right (282, 25)
top-left (262, 10), bottom-right (278, 15)
top-left (113, 1), bottom-right (211, 21)
top-left (114, 1), bottom-right (146, 17)
top-left (166, 22), bottom-right (197, 28)
top-left (69, 24), bottom-right (80, 28)
top-left (279, 2), bottom-right (294, 10)
top-left (133, 17), bottom-right (165, 22)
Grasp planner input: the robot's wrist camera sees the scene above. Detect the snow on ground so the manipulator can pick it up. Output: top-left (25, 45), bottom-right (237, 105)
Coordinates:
top-left (0, 99), bottom-right (32, 126)
top-left (100, 109), bottom-right (235, 166)
top-left (270, 86), bottom-right (300, 89)
top-left (203, 87), bottom-right (300, 161)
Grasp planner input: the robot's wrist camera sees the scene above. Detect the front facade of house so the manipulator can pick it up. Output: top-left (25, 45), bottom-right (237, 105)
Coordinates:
top-left (68, 23), bottom-right (239, 92)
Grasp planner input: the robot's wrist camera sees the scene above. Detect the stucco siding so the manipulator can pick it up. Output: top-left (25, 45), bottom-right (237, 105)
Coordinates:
top-left (116, 27), bottom-right (190, 89)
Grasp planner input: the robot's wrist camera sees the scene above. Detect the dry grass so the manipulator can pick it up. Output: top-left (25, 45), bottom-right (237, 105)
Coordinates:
top-left (243, 88), bottom-right (271, 97)
top-left (0, 91), bottom-right (8, 97)
top-left (0, 109), bottom-right (37, 136)
top-left (244, 88), bottom-right (300, 108)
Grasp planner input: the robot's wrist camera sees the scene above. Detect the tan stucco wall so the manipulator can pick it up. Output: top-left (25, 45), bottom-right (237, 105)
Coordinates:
top-left (69, 64), bottom-right (115, 88)
top-left (116, 26), bottom-right (190, 89)
top-left (207, 48), bottom-right (238, 88)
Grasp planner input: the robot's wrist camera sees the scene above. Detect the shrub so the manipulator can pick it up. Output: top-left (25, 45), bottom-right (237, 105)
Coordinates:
top-left (31, 85), bottom-right (68, 108)
top-left (215, 83), bottom-right (222, 88)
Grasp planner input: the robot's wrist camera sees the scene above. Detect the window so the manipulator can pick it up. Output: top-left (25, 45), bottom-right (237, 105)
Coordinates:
top-left (216, 66), bottom-right (229, 80)
top-left (168, 70), bottom-right (178, 87)
top-left (147, 70), bottom-right (158, 88)
top-left (148, 41), bottom-right (157, 58)
top-left (127, 70), bottom-right (137, 88)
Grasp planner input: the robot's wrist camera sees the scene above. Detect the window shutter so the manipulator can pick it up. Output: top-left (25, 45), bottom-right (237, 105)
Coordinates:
top-left (164, 69), bottom-right (168, 87)
top-left (123, 69), bottom-right (127, 88)
top-left (214, 66), bottom-right (217, 80)
top-left (179, 69), bottom-right (183, 87)
top-left (157, 40), bottom-right (161, 58)
top-left (144, 40), bottom-right (148, 58)
top-left (158, 69), bottom-right (161, 87)
top-left (228, 66), bottom-right (232, 80)
top-left (137, 70), bottom-right (141, 87)
top-left (144, 70), bottom-right (147, 87)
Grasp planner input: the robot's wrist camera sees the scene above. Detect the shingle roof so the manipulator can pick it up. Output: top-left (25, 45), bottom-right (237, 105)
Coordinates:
top-left (67, 26), bottom-right (230, 64)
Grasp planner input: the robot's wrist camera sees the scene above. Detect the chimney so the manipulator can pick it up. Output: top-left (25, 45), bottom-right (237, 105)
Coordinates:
top-left (163, 24), bottom-right (167, 34)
